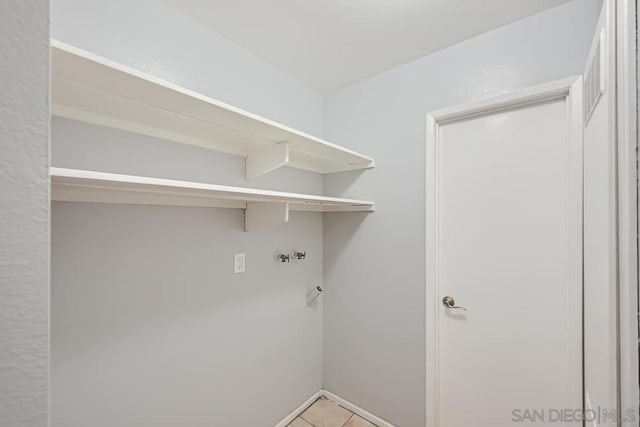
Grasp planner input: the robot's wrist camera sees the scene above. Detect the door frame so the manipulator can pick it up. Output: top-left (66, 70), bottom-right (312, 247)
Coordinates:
top-left (616, 0), bottom-right (639, 422)
top-left (425, 76), bottom-right (584, 427)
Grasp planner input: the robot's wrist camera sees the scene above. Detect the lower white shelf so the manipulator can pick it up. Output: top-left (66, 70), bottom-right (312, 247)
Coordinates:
top-left (51, 168), bottom-right (374, 230)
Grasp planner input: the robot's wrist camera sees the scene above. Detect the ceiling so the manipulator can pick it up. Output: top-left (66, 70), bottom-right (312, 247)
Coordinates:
top-left (165, 0), bottom-right (573, 92)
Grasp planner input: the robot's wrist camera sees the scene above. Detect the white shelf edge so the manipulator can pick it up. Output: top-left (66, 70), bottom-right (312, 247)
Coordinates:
top-left (51, 39), bottom-right (375, 177)
top-left (50, 168), bottom-right (375, 214)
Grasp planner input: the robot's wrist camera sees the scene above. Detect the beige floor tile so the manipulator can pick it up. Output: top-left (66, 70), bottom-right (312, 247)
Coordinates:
top-left (301, 397), bottom-right (353, 427)
top-left (288, 417), bottom-right (313, 427)
top-left (343, 414), bottom-right (378, 427)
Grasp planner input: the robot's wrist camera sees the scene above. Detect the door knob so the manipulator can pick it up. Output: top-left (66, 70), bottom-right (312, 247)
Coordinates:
top-left (442, 296), bottom-right (466, 311)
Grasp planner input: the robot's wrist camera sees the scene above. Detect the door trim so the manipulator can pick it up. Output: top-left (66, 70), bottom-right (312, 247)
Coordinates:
top-left (425, 76), bottom-right (584, 427)
top-left (615, 0), bottom-right (639, 422)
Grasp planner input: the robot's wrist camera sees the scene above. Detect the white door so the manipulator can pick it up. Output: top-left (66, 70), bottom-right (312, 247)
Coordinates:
top-left (426, 79), bottom-right (583, 426)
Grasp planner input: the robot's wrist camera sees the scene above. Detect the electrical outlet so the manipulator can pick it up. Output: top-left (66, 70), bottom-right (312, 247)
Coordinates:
top-left (234, 253), bottom-right (245, 273)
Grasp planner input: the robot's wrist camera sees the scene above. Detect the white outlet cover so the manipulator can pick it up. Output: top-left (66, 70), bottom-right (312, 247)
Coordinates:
top-left (234, 253), bottom-right (245, 273)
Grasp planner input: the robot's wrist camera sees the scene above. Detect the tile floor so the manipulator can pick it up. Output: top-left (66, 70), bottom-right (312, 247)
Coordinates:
top-left (288, 397), bottom-right (378, 427)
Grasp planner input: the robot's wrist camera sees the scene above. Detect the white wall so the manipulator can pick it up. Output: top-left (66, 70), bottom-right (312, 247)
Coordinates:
top-left (50, 1), bottom-right (325, 426)
top-left (0, 1), bottom-right (50, 426)
top-left (322, 1), bottom-right (601, 425)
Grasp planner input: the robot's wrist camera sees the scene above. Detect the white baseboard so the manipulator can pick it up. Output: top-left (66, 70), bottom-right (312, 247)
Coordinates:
top-left (321, 390), bottom-right (394, 427)
top-left (275, 390), bottom-right (322, 427)
top-left (274, 389), bottom-right (394, 427)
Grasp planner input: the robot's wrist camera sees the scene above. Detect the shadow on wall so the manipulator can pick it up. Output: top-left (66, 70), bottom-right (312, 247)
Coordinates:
top-left (323, 169), bottom-right (367, 196)
top-left (322, 212), bottom-right (369, 274)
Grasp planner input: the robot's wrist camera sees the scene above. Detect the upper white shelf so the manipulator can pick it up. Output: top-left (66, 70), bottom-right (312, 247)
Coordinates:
top-left (51, 40), bottom-right (375, 179)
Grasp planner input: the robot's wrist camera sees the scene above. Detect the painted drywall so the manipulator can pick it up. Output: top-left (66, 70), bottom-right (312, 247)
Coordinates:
top-left (163, 0), bottom-right (575, 92)
top-left (50, 0), bottom-right (325, 426)
top-left (0, 1), bottom-right (50, 426)
top-left (322, 0), bottom-right (601, 425)
top-left (52, 204), bottom-right (323, 427)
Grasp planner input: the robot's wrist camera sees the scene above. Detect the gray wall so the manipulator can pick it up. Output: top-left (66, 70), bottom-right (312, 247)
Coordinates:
top-left (0, 1), bottom-right (50, 426)
top-left (50, 0), bottom-right (325, 426)
top-left (52, 203), bottom-right (323, 427)
top-left (322, 1), bottom-right (601, 425)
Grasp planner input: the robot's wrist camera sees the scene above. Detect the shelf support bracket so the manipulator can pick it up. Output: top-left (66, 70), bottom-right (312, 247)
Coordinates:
top-left (245, 202), bottom-right (289, 232)
top-left (246, 143), bottom-right (290, 180)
